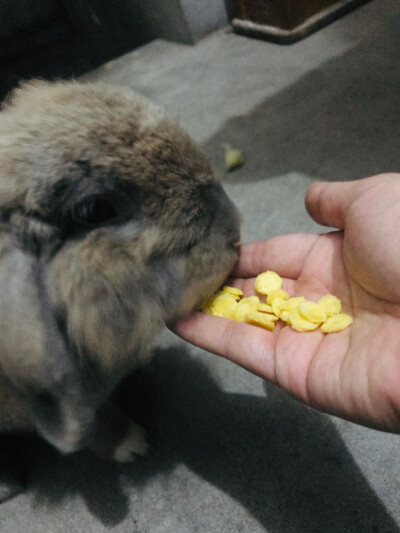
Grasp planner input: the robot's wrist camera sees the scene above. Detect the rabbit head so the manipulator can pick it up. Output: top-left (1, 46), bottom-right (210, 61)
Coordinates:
top-left (0, 81), bottom-right (240, 452)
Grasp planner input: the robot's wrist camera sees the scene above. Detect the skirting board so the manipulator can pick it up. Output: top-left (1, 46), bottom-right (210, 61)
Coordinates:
top-left (231, 0), bottom-right (372, 44)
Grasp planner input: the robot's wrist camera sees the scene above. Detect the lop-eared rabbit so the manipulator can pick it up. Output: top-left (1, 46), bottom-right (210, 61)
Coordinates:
top-left (0, 80), bottom-right (240, 467)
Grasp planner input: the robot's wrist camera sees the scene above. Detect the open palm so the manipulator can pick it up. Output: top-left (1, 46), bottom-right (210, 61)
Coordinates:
top-left (173, 174), bottom-right (400, 432)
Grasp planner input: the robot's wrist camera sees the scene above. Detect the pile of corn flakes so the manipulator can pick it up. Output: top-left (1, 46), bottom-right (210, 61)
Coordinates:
top-left (202, 270), bottom-right (352, 333)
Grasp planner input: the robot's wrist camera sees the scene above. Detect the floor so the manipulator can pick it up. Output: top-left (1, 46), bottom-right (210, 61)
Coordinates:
top-left (1, 1), bottom-right (399, 531)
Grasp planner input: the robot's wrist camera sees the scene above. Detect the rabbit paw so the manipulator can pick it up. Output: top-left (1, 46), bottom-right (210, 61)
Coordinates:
top-left (113, 422), bottom-right (149, 462)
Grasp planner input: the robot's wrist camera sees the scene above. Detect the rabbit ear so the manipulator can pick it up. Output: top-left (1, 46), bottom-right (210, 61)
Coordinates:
top-left (0, 234), bottom-right (95, 452)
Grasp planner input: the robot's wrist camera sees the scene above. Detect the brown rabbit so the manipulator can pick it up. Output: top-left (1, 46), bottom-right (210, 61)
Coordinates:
top-left (0, 80), bottom-right (240, 463)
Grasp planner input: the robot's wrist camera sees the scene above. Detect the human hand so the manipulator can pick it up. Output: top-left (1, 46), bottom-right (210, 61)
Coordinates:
top-left (173, 173), bottom-right (400, 432)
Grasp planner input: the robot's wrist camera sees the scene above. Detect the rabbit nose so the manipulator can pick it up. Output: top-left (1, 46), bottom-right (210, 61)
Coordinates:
top-left (201, 182), bottom-right (242, 244)
top-left (217, 194), bottom-right (241, 247)
top-left (231, 214), bottom-right (242, 246)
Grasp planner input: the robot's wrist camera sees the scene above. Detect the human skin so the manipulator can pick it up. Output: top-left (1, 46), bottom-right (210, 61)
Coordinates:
top-left (173, 173), bottom-right (400, 432)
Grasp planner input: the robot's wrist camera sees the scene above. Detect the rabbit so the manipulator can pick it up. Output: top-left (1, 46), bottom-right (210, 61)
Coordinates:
top-left (0, 80), bottom-right (241, 463)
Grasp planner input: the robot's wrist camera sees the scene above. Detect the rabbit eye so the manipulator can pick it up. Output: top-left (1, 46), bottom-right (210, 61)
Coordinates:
top-left (72, 198), bottom-right (117, 227)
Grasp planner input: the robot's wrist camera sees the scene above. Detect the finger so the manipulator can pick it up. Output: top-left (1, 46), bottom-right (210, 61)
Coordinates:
top-left (233, 234), bottom-right (320, 279)
top-left (172, 312), bottom-right (277, 380)
top-left (305, 180), bottom-right (360, 229)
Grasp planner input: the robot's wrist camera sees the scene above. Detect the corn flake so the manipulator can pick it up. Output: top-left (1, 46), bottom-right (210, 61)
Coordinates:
top-left (320, 314), bottom-right (353, 333)
top-left (266, 289), bottom-right (289, 305)
top-left (318, 295), bottom-right (342, 317)
top-left (254, 271), bottom-right (282, 295)
top-left (298, 302), bottom-right (327, 324)
top-left (246, 312), bottom-right (275, 331)
top-left (222, 286), bottom-right (243, 299)
top-left (257, 303), bottom-right (274, 313)
top-left (289, 309), bottom-right (320, 332)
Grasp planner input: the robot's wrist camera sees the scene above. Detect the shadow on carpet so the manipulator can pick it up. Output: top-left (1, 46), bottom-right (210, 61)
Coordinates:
top-left (13, 346), bottom-right (398, 532)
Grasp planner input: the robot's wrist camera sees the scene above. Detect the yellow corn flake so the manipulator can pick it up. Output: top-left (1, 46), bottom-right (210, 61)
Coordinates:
top-left (280, 310), bottom-right (291, 324)
top-left (266, 289), bottom-right (289, 305)
top-left (254, 271), bottom-right (282, 295)
top-left (298, 302), bottom-right (327, 324)
top-left (249, 311), bottom-right (279, 322)
top-left (222, 286), bottom-right (243, 299)
top-left (321, 313), bottom-right (353, 333)
top-left (224, 144), bottom-right (244, 171)
top-left (265, 313), bottom-right (279, 322)
top-left (257, 303), bottom-right (273, 313)
top-left (206, 293), bottom-right (237, 317)
top-left (318, 295), bottom-right (342, 317)
top-left (202, 293), bottom-right (217, 314)
top-left (222, 301), bottom-right (239, 320)
top-left (232, 299), bottom-right (259, 321)
top-left (289, 309), bottom-right (320, 332)
top-left (271, 297), bottom-right (286, 317)
top-left (246, 312), bottom-right (275, 331)
top-left (242, 296), bottom-right (260, 304)
top-left (281, 297), bottom-right (306, 312)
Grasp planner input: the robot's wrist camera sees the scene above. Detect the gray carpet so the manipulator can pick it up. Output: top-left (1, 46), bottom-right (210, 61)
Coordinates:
top-left (1, 0), bottom-right (399, 531)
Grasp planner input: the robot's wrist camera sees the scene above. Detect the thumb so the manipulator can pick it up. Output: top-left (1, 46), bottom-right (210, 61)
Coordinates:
top-left (305, 180), bottom-right (359, 229)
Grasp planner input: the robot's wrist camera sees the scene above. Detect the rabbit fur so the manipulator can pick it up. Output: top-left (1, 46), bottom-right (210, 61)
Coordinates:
top-left (0, 80), bottom-right (240, 461)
